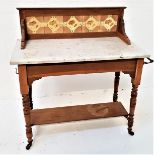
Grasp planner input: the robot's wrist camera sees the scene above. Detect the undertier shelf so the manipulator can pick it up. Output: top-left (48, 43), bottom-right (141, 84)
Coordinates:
top-left (30, 102), bottom-right (128, 125)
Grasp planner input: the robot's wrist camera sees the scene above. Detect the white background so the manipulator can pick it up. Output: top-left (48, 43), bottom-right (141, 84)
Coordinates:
top-left (0, 0), bottom-right (153, 154)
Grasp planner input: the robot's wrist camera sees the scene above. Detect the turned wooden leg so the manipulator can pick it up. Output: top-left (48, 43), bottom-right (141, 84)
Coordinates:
top-left (29, 86), bottom-right (33, 109)
top-left (128, 83), bottom-right (138, 136)
top-left (18, 65), bottom-right (34, 149)
top-left (22, 94), bottom-right (33, 149)
top-left (113, 72), bottom-right (120, 102)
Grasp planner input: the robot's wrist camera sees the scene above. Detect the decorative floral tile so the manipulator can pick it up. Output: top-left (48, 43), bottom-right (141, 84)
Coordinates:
top-left (26, 15), bottom-right (118, 34)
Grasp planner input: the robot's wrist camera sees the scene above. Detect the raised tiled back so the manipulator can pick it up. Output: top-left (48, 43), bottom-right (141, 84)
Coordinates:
top-left (26, 15), bottom-right (118, 34)
top-left (18, 7), bottom-right (130, 48)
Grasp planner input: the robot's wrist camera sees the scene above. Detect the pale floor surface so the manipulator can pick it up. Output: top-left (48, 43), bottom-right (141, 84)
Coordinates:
top-left (0, 88), bottom-right (153, 154)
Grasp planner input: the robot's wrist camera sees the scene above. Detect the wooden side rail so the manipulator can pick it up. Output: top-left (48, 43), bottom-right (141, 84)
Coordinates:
top-left (26, 59), bottom-right (137, 85)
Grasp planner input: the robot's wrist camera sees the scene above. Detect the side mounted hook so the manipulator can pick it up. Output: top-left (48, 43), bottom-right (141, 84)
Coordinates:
top-left (15, 68), bottom-right (19, 74)
top-left (144, 57), bottom-right (154, 64)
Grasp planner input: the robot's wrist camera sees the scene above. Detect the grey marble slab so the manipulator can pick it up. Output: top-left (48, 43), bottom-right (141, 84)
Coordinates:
top-left (10, 37), bottom-right (150, 65)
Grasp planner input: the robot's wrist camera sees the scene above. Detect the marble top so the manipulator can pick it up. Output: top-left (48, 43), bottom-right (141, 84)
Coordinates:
top-left (10, 37), bottom-right (150, 65)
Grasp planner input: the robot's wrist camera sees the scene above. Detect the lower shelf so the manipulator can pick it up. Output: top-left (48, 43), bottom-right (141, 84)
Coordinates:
top-left (30, 102), bottom-right (128, 125)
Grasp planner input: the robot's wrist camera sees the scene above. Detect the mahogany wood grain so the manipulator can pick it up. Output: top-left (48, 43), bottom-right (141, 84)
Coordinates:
top-left (113, 72), bottom-right (120, 102)
top-left (30, 102), bottom-right (128, 125)
top-left (18, 7), bottom-right (126, 17)
top-left (18, 7), bottom-right (130, 48)
top-left (27, 32), bottom-right (117, 40)
top-left (27, 59), bottom-right (137, 84)
top-left (18, 65), bottom-right (33, 148)
top-left (133, 59), bottom-right (144, 85)
top-left (128, 84), bottom-right (138, 135)
top-left (22, 94), bottom-right (33, 143)
top-left (127, 58), bottom-right (144, 135)
top-left (20, 19), bottom-right (26, 49)
top-left (18, 65), bottom-right (29, 94)
top-left (29, 86), bottom-right (33, 109)
top-left (117, 32), bottom-right (131, 45)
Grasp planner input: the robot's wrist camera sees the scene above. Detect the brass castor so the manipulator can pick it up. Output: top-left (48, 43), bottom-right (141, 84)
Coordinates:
top-left (26, 140), bottom-right (33, 150)
top-left (128, 129), bottom-right (134, 136)
top-left (124, 115), bottom-right (128, 119)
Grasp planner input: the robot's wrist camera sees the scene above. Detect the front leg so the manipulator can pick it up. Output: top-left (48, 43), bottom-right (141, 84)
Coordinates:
top-left (18, 65), bottom-right (33, 150)
top-left (128, 83), bottom-right (138, 135)
top-left (22, 94), bottom-right (33, 149)
top-left (127, 59), bottom-right (144, 135)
